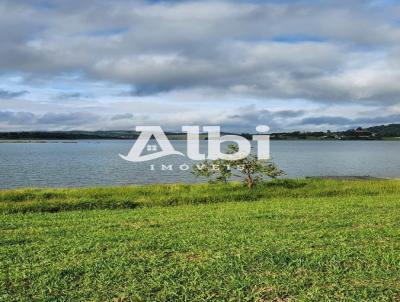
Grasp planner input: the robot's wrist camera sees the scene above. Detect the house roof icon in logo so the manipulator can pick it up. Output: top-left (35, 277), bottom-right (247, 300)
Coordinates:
top-left (120, 126), bottom-right (184, 162)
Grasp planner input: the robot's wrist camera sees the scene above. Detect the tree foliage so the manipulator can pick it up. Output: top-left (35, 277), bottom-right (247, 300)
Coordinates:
top-left (192, 144), bottom-right (284, 189)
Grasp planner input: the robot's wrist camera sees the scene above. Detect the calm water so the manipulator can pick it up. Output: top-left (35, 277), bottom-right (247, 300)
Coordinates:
top-left (0, 140), bottom-right (399, 189)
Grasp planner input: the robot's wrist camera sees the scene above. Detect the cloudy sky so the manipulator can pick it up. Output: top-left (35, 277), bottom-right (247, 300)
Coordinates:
top-left (0, 0), bottom-right (400, 132)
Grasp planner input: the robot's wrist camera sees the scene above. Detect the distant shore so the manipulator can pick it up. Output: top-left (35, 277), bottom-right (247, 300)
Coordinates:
top-left (1, 123), bottom-right (400, 141)
top-left (1, 137), bottom-right (400, 143)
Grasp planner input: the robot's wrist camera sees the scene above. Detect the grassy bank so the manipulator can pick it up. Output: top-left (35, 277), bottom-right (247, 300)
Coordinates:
top-left (1, 180), bottom-right (400, 301)
top-left (1, 178), bottom-right (400, 213)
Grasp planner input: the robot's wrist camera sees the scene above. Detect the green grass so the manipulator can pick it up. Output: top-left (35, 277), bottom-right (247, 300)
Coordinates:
top-left (1, 179), bottom-right (400, 214)
top-left (1, 179), bottom-right (399, 301)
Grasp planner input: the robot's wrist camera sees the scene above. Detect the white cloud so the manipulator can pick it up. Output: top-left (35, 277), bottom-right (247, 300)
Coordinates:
top-left (0, 0), bottom-right (399, 130)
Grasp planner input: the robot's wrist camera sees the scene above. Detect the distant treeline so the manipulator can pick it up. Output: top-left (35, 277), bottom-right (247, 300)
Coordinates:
top-left (1, 124), bottom-right (400, 140)
top-left (0, 131), bottom-right (140, 140)
top-left (271, 124), bottom-right (400, 140)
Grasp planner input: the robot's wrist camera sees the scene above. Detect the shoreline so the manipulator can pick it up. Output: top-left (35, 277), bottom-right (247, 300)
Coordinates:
top-left (0, 176), bottom-right (396, 191)
top-left (1, 138), bottom-right (400, 143)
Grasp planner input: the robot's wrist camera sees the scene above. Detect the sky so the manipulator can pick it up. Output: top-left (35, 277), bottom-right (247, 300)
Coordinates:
top-left (0, 0), bottom-right (400, 132)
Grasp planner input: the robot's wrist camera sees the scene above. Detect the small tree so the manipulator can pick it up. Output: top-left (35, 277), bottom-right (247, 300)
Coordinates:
top-left (192, 144), bottom-right (284, 189)
top-left (192, 159), bottom-right (232, 184)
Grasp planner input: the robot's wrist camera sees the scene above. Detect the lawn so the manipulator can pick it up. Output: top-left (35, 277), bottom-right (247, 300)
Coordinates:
top-left (1, 179), bottom-right (399, 301)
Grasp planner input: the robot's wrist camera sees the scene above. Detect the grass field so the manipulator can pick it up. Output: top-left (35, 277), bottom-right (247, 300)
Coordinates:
top-left (1, 179), bottom-right (399, 301)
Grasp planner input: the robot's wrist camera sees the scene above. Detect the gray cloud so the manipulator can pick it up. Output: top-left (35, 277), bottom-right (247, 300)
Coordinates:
top-left (37, 112), bottom-right (101, 126)
top-left (0, 111), bottom-right (35, 124)
top-left (111, 113), bottom-right (134, 121)
top-left (354, 114), bottom-right (400, 125)
top-left (0, 0), bottom-right (400, 106)
top-left (300, 114), bottom-right (400, 127)
top-left (0, 0), bottom-right (400, 131)
top-left (0, 111), bottom-right (101, 128)
top-left (229, 108), bottom-right (305, 124)
top-left (273, 110), bottom-right (305, 118)
top-left (0, 106), bottom-right (398, 132)
top-left (301, 116), bottom-right (353, 126)
top-left (0, 89), bottom-right (28, 99)
top-left (222, 105), bottom-right (306, 132)
top-left (56, 92), bottom-right (86, 99)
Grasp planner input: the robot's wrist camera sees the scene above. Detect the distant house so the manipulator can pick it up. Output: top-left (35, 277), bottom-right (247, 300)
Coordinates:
top-left (344, 127), bottom-right (376, 139)
top-left (354, 128), bottom-right (375, 138)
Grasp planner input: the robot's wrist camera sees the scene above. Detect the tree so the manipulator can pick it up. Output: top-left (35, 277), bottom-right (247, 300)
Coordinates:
top-left (192, 159), bottom-right (232, 184)
top-left (192, 144), bottom-right (284, 189)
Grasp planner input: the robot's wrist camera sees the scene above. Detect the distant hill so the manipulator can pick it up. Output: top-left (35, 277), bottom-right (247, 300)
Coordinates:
top-left (271, 124), bottom-right (400, 140)
top-left (364, 124), bottom-right (400, 137)
top-left (1, 124), bottom-right (400, 140)
top-left (0, 131), bottom-right (140, 140)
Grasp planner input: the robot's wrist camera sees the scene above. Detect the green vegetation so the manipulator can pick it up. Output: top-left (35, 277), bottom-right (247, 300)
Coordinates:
top-left (1, 179), bottom-right (399, 301)
top-left (192, 144), bottom-right (284, 189)
top-left (271, 124), bottom-right (400, 140)
top-left (1, 179), bottom-right (399, 214)
top-left (0, 130), bottom-right (194, 141)
top-left (2, 124), bottom-right (400, 141)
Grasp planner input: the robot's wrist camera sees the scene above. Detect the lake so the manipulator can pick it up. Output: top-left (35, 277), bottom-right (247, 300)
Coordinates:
top-left (0, 140), bottom-right (399, 189)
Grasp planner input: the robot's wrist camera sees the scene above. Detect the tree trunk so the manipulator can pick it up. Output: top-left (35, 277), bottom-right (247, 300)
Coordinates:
top-left (246, 174), bottom-right (254, 190)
